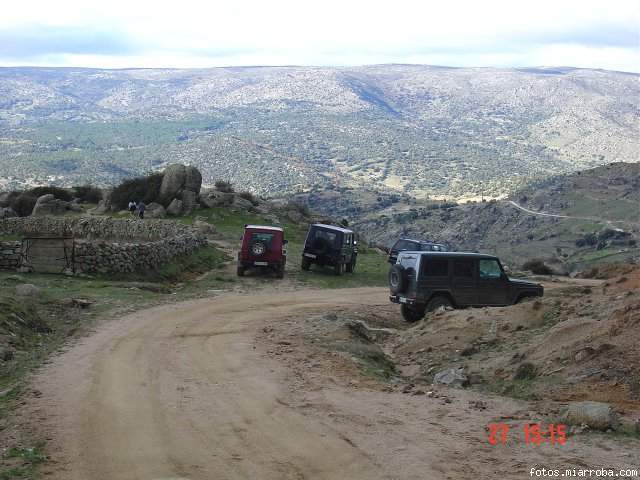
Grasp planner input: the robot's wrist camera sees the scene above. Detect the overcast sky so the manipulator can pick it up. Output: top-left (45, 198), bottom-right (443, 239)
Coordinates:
top-left (0, 0), bottom-right (638, 71)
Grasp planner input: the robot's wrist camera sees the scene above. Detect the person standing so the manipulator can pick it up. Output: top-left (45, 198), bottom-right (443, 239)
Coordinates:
top-left (128, 200), bottom-right (137, 216)
top-left (137, 201), bottom-right (146, 219)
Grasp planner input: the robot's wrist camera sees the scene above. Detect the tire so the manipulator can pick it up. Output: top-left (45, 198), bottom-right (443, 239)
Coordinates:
top-left (426, 295), bottom-right (453, 312)
top-left (301, 257), bottom-right (311, 271)
top-left (388, 265), bottom-right (407, 294)
top-left (334, 262), bottom-right (344, 276)
top-left (237, 266), bottom-right (245, 277)
top-left (401, 304), bottom-right (426, 322)
top-left (250, 241), bottom-right (267, 256)
top-left (345, 256), bottom-right (356, 273)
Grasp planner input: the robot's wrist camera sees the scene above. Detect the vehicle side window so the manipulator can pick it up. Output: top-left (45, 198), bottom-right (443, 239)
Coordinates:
top-left (422, 258), bottom-right (449, 277)
top-left (394, 240), bottom-right (412, 251)
top-left (453, 259), bottom-right (474, 278)
top-left (479, 259), bottom-right (502, 279)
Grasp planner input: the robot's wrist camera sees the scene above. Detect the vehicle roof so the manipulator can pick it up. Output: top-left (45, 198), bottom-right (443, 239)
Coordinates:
top-left (244, 225), bottom-right (284, 232)
top-left (310, 223), bottom-right (353, 234)
top-left (396, 238), bottom-right (445, 245)
top-left (398, 251), bottom-right (498, 260)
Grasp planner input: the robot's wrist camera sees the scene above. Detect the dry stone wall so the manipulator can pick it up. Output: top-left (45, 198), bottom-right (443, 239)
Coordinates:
top-left (0, 241), bottom-right (21, 270)
top-left (0, 217), bottom-right (207, 274)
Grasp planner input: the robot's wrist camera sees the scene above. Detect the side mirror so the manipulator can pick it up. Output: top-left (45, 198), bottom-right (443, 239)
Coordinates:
top-left (283, 239), bottom-right (289, 244)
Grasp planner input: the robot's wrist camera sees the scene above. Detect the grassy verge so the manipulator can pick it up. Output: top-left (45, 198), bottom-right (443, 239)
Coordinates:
top-left (181, 207), bottom-right (389, 288)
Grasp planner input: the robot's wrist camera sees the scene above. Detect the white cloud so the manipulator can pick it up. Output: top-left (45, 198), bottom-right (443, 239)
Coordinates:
top-left (0, 0), bottom-right (638, 70)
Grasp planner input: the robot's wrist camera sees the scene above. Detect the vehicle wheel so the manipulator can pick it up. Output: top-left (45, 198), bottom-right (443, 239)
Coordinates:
top-left (388, 265), bottom-right (407, 294)
top-left (276, 265), bottom-right (285, 279)
top-left (334, 262), bottom-right (344, 275)
top-left (301, 257), bottom-right (311, 271)
top-left (250, 241), bottom-right (267, 256)
top-left (345, 257), bottom-right (356, 273)
top-left (401, 304), bottom-right (426, 323)
top-left (426, 295), bottom-right (452, 312)
top-left (237, 266), bottom-right (245, 277)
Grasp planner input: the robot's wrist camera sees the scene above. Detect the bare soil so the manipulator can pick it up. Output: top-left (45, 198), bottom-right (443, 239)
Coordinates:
top-left (12, 274), bottom-right (640, 479)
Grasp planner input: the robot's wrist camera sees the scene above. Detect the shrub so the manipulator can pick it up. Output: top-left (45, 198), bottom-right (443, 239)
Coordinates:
top-left (110, 173), bottom-right (164, 210)
top-left (10, 194), bottom-right (37, 217)
top-left (26, 186), bottom-right (72, 202)
top-left (237, 191), bottom-right (258, 205)
top-left (215, 180), bottom-right (234, 193)
top-left (73, 185), bottom-right (103, 204)
top-left (0, 191), bottom-right (21, 208)
top-left (521, 259), bottom-right (554, 275)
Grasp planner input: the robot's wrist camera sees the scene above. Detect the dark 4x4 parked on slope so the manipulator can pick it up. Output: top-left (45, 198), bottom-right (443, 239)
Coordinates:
top-left (237, 225), bottom-right (287, 278)
top-left (387, 238), bottom-right (448, 264)
top-left (389, 251), bottom-right (543, 322)
top-left (301, 224), bottom-right (357, 275)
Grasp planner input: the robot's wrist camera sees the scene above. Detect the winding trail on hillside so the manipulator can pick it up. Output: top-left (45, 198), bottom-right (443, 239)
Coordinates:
top-left (505, 200), bottom-right (635, 226)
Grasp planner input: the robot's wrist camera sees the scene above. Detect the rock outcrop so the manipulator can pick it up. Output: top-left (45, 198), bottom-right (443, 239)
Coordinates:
top-left (0, 207), bottom-right (17, 219)
top-left (31, 194), bottom-right (70, 216)
top-left (159, 164), bottom-right (202, 215)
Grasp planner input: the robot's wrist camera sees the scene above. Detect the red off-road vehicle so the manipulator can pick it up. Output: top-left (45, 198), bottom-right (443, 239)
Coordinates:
top-left (237, 225), bottom-right (287, 278)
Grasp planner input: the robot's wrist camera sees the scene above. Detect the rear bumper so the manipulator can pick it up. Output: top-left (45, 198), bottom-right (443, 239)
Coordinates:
top-left (239, 260), bottom-right (285, 269)
top-left (389, 295), bottom-right (417, 305)
top-left (302, 252), bottom-right (339, 265)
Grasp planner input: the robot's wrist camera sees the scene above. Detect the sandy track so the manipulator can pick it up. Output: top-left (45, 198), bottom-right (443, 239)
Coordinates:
top-left (29, 288), bottom-right (387, 480)
top-left (27, 285), bottom-right (639, 480)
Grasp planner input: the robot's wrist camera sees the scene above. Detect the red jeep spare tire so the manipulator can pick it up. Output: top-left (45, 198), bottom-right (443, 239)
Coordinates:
top-left (250, 241), bottom-right (267, 256)
top-left (389, 264), bottom-right (407, 294)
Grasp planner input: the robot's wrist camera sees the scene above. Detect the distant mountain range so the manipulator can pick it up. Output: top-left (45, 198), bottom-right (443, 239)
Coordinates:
top-left (0, 65), bottom-right (638, 197)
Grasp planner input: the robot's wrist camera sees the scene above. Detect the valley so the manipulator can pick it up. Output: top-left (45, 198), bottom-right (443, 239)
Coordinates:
top-left (1, 65), bottom-right (638, 199)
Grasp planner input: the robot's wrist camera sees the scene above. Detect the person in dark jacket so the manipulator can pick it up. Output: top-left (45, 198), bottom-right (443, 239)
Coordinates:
top-left (137, 201), bottom-right (146, 219)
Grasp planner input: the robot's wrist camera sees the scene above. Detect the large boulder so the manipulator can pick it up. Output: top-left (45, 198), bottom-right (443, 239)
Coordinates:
top-left (232, 196), bottom-right (255, 211)
top-left (32, 194), bottom-right (70, 216)
top-left (184, 167), bottom-right (202, 193)
top-left (563, 401), bottom-right (619, 431)
top-left (199, 190), bottom-right (234, 208)
top-left (145, 202), bottom-right (166, 219)
top-left (166, 199), bottom-right (183, 216)
top-left (181, 190), bottom-right (198, 215)
top-left (433, 367), bottom-right (469, 387)
top-left (15, 284), bottom-right (41, 297)
top-left (0, 207), bottom-right (17, 219)
top-left (159, 164), bottom-right (202, 203)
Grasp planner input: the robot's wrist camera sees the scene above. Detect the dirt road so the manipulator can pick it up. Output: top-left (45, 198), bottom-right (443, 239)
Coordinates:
top-left (29, 288), bottom-right (387, 480)
top-left (28, 286), bottom-right (638, 480)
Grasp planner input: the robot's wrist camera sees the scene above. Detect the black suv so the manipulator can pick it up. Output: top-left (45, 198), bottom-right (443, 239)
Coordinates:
top-left (389, 251), bottom-right (543, 322)
top-left (301, 224), bottom-right (357, 275)
top-left (388, 238), bottom-right (447, 264)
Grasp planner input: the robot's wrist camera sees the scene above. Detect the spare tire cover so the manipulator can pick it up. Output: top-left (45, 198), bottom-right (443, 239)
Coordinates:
top-left (389, 264), bottom-right (407, 294)
top-left (250, 241), bottom-right (267, 256)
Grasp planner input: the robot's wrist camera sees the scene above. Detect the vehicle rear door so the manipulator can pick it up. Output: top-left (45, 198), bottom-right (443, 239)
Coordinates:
top-left (451, 257), bottom-right (476, 306)
top-left (477, 258), bottom-right (510, 305)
